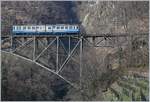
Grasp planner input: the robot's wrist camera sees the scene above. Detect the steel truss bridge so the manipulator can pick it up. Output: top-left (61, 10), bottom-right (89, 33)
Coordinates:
top-left (1, 33), bottom-right (148, 90)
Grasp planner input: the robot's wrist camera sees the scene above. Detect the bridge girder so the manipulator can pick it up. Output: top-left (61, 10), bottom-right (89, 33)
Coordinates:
top-left (1, 33), bottom-right (148, 89)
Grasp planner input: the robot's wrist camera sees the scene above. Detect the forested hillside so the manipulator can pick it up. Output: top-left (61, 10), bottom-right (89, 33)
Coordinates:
top-left (1, 1), bottom-right (149, 101)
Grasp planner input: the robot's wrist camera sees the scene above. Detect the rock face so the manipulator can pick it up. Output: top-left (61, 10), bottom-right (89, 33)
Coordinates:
top-left (1, 1), bottom-right (149, 101)
top-left (76, 1), bottom-right (149, 34)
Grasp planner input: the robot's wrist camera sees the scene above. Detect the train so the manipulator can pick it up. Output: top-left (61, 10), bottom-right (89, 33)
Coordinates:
top-left (12, 24), bottom-right (80, 35)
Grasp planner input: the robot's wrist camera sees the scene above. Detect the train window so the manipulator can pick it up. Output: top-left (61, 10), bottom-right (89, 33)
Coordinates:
top-left (76, 26), bottom-right (79, 29)
top-left (23, 27), bottom-right (26, 30)
top-left (74, 26), bottom-right (76, 29)
top-left (69, 26), bottom-right (72, 29)
top-left (53, 26), bottom-right (55, 29)
top-left (57, 26), bottom-right (60, 29)
top-left (32, 27), bottom-right (35, 29)
top-left (61, 26), bottom-right (64, 29)
top-left (17, 26), bottom-right (20, 30)
top-left (28, 26), bottom-right (31, 29)
top-left (18, 26), bottom-right (21, 30)
top-left (13, 27), bottom-right (15, 30)
top-left (36, 27), bottom-right (39, 29)
top-left (16, 26), bottom-right (21, 30)
top-left (65, 26), bottom-right (68, 29)
top-left (48, 27), bottom-right (51, 29)
top-left (40, 27), bottom-right (42, 29)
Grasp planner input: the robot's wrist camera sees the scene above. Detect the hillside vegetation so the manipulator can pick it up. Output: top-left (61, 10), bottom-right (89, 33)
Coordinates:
top-left (1, 1), bottom-right (149, 101)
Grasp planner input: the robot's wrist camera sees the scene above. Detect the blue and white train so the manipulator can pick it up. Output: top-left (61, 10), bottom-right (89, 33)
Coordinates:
top-left (12, 24), bottom-right (80, 35)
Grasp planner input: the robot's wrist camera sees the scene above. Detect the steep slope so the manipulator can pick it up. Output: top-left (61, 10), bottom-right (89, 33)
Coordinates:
top-left (1, 1), bottom-right (149, 101)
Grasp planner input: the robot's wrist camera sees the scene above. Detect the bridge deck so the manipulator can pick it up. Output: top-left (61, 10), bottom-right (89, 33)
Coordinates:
top-left (1, 33), bottom-right (148, 38)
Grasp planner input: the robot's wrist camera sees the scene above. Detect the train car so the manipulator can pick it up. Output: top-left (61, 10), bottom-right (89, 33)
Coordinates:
top-left (45, 25), bottom-right (53, 33)
top-left (13, 25), bottom-right (46, 35)
top-left (12, 24), bottom-right (80, 35)
top-left (52, 24), bottom-right (79, 34)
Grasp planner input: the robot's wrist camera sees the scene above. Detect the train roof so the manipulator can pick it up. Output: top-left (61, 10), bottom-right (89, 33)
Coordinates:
top-left (13, 24), bottom-right (79, 26)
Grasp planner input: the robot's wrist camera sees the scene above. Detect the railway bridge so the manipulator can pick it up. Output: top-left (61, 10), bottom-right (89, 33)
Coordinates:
top-left (1, 33), bottom-right (148, 89)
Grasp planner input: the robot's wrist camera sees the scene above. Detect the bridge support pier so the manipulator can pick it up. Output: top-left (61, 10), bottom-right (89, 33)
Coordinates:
top-left (56, 36), bottom-right (59, 71)
top-left (80, 36), bottom-right (83, 89)
top-left (68, 36), bottom-right (71, 55)
top-left (11, 37), bottom-right (17, 52)
top-left (92, 37), bottom-right (96, 46)
top-left (10, 35), bottom-right (13, 52)
top-left (33, 36), bottom-right (36, 61)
